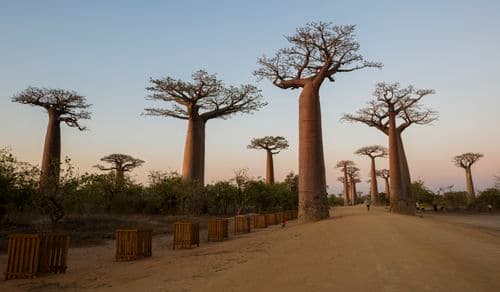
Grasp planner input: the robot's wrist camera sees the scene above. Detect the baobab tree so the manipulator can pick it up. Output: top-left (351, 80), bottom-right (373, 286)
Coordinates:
top-left (355, 145), bottom-right (387, 205)
top-left (335, 160), bottom-right (356, 206)
top-left (144, 70), bottom-right (266, 185)
top-left (343, 82), bottom-right (436, 214)
top-left (337, 177), bottom-right (351, 205)
top-left (11, 87), bottom-right (91, 192)
top-left (247, 136), bottom-right (289, 184)
top-left (453, 152), bottom-right (483, 202)
top-left (346, 165), bottom-right (361, 205)
top-left (255, 22), bottom-right (381, 222)
top-left (376, 169), bottom-right (390, 197)
top-left (94, 153), bottom-right (144, 189)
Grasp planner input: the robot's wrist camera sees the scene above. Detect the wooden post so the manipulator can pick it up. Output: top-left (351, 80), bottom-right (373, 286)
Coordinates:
top-left (207, 218), bottom-right (229, 242)
top-left (173, 222), bottom-right (200, 249)
top-left (4, 234), bottom-right (41, 280)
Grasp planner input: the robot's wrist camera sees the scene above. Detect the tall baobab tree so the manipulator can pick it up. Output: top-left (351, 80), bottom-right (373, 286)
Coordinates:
top-left (376, 169), bottom-right (390, 197)
top-left (346, 165), bottom-right (361, 205)
top-left (247, 136), bottom-right (289, 184)
top-left (355, 145), bottom-right (387, 205)
top-left (11, 87), bottom-right (91, 192)
top-left (94, 153), bottom-right (144, 188)
top-left (144, 70), bottom-right (266, 185)
top-left (453, 152), bottom-right (483, 202)
top-left (337, 177), bottom-right (351, 205)
top-left (335, 160), bottom-right (356, 206)
top-left (255, 22), bottom-right (381, 222)
top-left (343, 82), bottom-right (436, 214)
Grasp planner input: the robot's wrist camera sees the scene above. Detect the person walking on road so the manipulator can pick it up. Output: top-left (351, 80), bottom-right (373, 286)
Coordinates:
top-left (365, 197), bottom-right (371, 211)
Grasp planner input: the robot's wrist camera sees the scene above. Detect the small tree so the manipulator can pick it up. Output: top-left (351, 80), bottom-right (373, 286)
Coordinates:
top-left (11, 87), bottom-right (91, 193)
top-left (255, 22), bottom-right (381, 222)
top-left (231, 168), bottom-right (252, 214)
top-left (355, 145), bottom-right (387, 205)
top-left (453, 152), bottom-right (483, 202)
top-left (343, 82), bottom-right (436, 214)
top-left (346, 166), bottom-right (361, 205)
top-left (335, 160), bottom-right (355, 206)
top-left (376, 169), bottom-right (390, 197)
top-left (248, 136), bottom-right (289, 184)
top-left (94, 154), bottom-right (144, 189)
top-left (144, 70), bottom-right (266, 185)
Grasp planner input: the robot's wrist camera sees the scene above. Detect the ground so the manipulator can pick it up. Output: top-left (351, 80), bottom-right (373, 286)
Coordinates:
top-left (1, 206), bottom-right (500, 291)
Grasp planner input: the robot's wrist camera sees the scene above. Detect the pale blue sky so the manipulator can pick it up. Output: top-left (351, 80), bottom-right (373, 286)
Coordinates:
top-left (1, 0), bottom-right (499, 194)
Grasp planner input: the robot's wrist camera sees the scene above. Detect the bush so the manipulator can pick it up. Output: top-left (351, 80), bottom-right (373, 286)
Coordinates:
top-left (377, 192), bottom-right (390, 205)
top-left (328, 195), bottom-right (344, 206)
top-left (411, 180), bottom-right (435, 205)
top-left (443, 191), bottom-right (468, 210)
top-left (475, 188), bottom-right (500, 211)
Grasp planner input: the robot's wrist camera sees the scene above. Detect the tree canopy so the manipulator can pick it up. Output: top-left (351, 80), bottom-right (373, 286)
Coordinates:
top-left (342, 82), bottom-right (437, 133)
top-left (94, 154), bottom-right (144, 172)
top-left (11, 87), bottom-right (91, 130)
top-left (247, 136), bottom-right (289, 154)
top-left (355, 145), bottom-right (388, 158)
top-left (254, 22), bottom-right (382, 89)
top-left (453, 152), bottom-right (483, 169)
top-left (144, 70), bottom-right (266, 121)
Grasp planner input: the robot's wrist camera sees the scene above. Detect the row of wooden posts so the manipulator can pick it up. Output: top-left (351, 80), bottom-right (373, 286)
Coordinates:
top-left (3, 210), bottom-right (298, 280)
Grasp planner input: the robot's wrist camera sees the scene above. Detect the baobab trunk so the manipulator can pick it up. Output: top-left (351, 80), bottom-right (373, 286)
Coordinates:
top-left (465, 167), bottom-right (475, 202)
top-left (388, 110), bottom-right (405, 213)
top-left (395, 131), bottom-right (415, 214)
top-left (266, 150), bottom-right (275, 184)
top-left (351, 181), bottom-right (357, 205)
top-left (40, 110), bottom-right (61, 192)
top-left (116, 170), bottom-right (125, 190)
top-left (343, 170), bottom-right (349, 206)
top-left (182, 115), bottom-right (206, 185)
top-left (370, 158), bottom-right (378, 205)
top-left (384, 177), bottom-right (390, 197)
top-left (298, 83), bottom-right (329, 222)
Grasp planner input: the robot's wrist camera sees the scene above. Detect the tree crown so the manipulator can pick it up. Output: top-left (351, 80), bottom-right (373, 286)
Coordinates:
top-left (11, 87), bottom-right (91, 130)
top-left (335, 160), bottom-right (355, 171)
top-left (453, 152), bottom-right (483, 169)
top-left (144, 70), bottom-right (266, 121)
top-left (247, 136), bottom-right (289, 154)
top-left (342, 82), bottom-right (437, 134)
top-left (254, 22), bottom-right (381, 89)
top-left (94, 154), bottom-right (144, 172)
top-left (376, 169), bottom-right (390, 179)
top-left (355, 145), bottom-right (388, 158)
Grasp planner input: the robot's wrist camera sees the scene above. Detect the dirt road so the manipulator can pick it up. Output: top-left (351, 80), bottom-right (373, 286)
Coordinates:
top-left (2, 206), bottom-right (499, 291)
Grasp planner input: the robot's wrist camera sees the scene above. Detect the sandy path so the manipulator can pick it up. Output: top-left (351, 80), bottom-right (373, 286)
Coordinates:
top-left (1, 207), bottom-right (499, 291)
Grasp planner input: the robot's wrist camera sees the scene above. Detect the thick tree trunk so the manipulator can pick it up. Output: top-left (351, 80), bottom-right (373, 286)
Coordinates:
top-left (465, 167), bottom-right (475, 202)
top-left (395, 130), bottom-right (415, 214)
top-left (40, 110), bottom-right (61, 192)
top-left (384, 178), bottom-right (390, 197)
top-left (297, 83), bottom-right (329, 222)
top-left (116, 169), bottom-right (125, 189)
top-left (343, 169), bottom-right (349, 206)
top-left (265, 150), bottom-right (275, 184)
top-left (388, 111), bottom-right (405, 213)
top-left (351, 181), bottom-right (357, 205)
top-left (370, 157), bottom-right (378, 205)
top-left (182, 115), bottom-right (206, 185)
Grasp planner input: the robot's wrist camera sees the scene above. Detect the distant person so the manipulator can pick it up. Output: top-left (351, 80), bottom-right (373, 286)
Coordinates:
top-left (365, 197), bottom-right (371, 211)
top-left (488, 204), bottom-right (493, 213)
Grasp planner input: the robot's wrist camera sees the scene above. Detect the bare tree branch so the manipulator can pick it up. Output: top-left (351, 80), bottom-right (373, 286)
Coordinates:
top-left (254, 22), bottom-right (382, 89)
top-left (247, 136), bottom-right (289, 154)
top-left (11, 87), bottom-right (91, 130)
top-left (144, 70), bottom-right (266, 121)
top-left (453, 152), bottom-right (483, 169)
